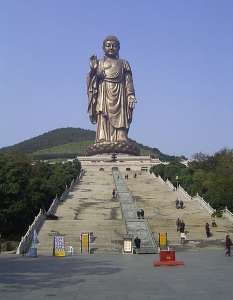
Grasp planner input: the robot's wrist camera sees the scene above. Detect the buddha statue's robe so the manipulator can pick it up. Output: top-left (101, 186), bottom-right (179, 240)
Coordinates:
top-left (87, 57), bottom-right (135, 143)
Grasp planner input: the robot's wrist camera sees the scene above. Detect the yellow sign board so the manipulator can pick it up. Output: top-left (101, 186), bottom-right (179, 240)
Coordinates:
top-left (159, 233), bottom-right (167, 246)
top-left (82, 234), bottom-right (89, 247)
top-left (81, 233), bottom-right (89, 253)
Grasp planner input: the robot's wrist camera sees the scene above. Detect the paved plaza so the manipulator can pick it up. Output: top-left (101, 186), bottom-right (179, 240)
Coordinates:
top-left (0, 250), bottom-right (232, 299)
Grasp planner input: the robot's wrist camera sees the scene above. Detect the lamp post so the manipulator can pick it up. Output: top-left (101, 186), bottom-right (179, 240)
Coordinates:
top-left (176, 176), bottom-right (179, 190)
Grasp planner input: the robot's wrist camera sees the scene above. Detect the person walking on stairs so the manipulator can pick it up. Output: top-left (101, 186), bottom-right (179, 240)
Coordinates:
top-left (205, 223), bottom-right (210, 238)
top-left (180, 220), bottom-right (185, 233)
top-left (176, 218), bottom-right (181, 231)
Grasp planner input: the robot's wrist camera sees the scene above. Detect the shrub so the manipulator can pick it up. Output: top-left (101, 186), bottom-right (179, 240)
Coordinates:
top-left (46, 214), bottom-right (58, 220)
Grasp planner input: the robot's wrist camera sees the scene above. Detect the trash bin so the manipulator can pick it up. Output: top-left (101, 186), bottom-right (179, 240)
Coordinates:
top-left (29, 247), bottom-right (38, 257)
top-left (160, 250), bottom-right (175, 262)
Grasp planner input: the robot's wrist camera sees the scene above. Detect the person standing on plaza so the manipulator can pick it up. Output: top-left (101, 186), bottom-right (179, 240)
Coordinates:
top-left (225, 235), bottom-right (232, 256)
top-left (134, 237), bottom-right (141, 249)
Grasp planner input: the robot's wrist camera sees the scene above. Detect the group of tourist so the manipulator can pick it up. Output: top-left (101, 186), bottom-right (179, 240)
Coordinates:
top-left (176, 218), bottom-right (186, 244)
top-left (137, 209), bottom-right (144, 219)
top-left (176, 218), bottom-right (185, 233)
top-left (175, 198), bottom-right (184, 209)
top-left (134, 208), bottom-right (145, 249)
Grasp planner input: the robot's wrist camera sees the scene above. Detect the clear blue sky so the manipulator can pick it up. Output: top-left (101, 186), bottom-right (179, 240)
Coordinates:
top-left (1, 0), bottom-right (233, 158)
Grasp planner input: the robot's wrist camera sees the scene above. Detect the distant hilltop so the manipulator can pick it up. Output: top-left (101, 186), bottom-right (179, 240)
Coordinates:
top-left (0, 127), bottom-right (186, 162)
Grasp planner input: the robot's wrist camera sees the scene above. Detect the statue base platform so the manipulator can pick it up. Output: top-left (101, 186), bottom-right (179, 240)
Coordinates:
top-left (85, 141), bottom-right (140, 156)
top-left (77, 154), bottom-right (161, 172)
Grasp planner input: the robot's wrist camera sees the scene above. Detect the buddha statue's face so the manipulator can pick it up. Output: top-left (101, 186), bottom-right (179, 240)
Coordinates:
top-left (103, 40), bottom-right (120, 58)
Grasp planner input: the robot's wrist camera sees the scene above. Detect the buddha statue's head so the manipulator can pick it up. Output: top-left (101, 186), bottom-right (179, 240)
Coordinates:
top-left (103, 35), bottom-right (120, 58)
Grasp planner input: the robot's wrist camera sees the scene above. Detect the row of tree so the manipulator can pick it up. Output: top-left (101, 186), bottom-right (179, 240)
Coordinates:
top-left (0, 152), bottom-right (81, 239)
top-left (150, 148), bottom-right (233, 211)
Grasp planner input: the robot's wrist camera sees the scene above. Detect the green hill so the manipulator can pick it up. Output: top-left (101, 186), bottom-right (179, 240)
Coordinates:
top-left (0, 128), bottom-right (95, 155)
top-left (0, 127), bottom-right (185, 162)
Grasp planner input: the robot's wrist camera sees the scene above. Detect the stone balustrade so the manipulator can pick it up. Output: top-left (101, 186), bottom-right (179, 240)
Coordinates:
top-left (166, 179), bottom-right (175, 190)
top-left (178, 186), bottom-right (192, 201)
top-left (222, 207), bottom-right (233, 223)
top-left (192, 193), bottom-right (216, 215)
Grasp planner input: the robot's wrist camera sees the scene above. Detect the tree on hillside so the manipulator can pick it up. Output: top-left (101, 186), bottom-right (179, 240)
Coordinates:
top-left (150, 148), bottom-right (233, 211)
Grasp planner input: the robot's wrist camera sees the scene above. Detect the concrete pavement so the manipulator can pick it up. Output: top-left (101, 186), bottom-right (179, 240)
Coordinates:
top-left (0, 250), bottom-right (232, 299)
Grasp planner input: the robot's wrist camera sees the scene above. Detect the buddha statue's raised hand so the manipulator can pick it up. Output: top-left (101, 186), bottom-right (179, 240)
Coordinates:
top-left (90, 54), bottom-right (98, 71)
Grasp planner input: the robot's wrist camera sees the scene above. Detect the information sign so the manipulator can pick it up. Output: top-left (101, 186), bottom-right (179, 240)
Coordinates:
top-left (54, 235), bottom-right (66, 257)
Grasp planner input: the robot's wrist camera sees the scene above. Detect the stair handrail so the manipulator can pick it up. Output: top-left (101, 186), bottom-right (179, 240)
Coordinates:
top-left (16, 209), bottom-right (46, 254)
top-left (222, 207), bottom-right (233, 223)
top-left (144, 217), bottom-right (158, 248)
top-left (157, 175), bottom-right (165, 184)
top-left (178, 185), bottom-right (192, 201)
top-left (166, 179), bottom-right (175, 190)
top-left (192, 193), bottom-right (216, 215)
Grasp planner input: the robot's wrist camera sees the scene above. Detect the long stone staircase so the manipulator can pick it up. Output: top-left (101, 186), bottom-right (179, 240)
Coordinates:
top-left (123, 170), bottom-right (233, 251)
top-left (37, 169), bottom-right (233, 255)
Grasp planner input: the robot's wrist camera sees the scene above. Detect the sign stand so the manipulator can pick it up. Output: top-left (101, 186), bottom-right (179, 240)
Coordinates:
top-left (122, 234), bottom-right (134, 254)
top-left (54, 235), bottom-right (66, 257)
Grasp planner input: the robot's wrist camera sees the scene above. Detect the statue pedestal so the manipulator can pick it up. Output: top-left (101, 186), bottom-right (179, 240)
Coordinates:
top-left (85, 141), bottom-right (140, 156)
top-left (77, 154), bottom-right (161, 172)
